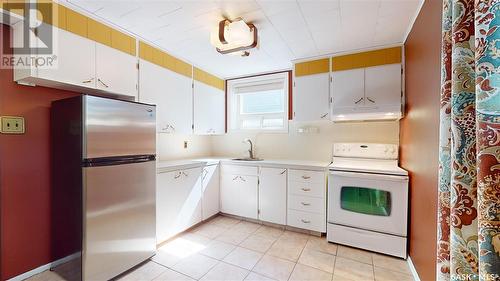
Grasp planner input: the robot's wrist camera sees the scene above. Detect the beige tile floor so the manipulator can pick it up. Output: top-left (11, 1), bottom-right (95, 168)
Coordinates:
top-left (27, 215), bottom-right (414, 281)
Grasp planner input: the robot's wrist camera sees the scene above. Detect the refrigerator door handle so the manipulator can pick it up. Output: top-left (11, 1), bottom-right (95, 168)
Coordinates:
top-left (83, 155), bottom-right (156, 167)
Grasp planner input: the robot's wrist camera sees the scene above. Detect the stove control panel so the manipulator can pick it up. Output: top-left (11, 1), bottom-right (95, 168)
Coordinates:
top-left (333, 143), bottom-right (398, 160)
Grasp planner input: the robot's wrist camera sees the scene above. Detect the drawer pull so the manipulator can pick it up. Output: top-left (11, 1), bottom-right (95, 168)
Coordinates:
top-left (301, 202), bottom-right (311, 206)
top-left (302, 175), bottom-right (311, 179)
top-left (301, 219), bottom-right (311, 224)
top-left (174, 172), bottom-right (182, 179)
top-left (301, 188), bottom-right (311, 191)
top-left (232, 176), bottom-right (239, 181)
top-left (280, 169), bottom-right (287, 175)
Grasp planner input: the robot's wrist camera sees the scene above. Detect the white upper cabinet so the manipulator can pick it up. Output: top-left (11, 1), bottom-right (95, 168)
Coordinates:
top-left (35, 29), bottom-right (96, 89)
top-left (193, 81), bottom-right (225, 135)
top-left (95, 43), bottom-right (138, 97)
top-left (364, 64), bottom-right (402, 109)
top-left (139, 60), bottom-right (193, 134)
top-left (14, 27), bottom-right (138, 99)
top-left (259, 167), bottom-right (287, 225)
top-left (331, 68), bottom-right (365, 111)
top-left (331, 63), bottom-right (402, 121)
top-left (294, 73), bottom-right (331, 121)
top-left (293, 59), bottom-right (331, 122)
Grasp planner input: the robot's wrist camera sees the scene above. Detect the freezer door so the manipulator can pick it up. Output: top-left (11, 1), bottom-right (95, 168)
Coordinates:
top-left (84, 95), bottom-right (156, 159)
top-left (83, 160), bottom-right (156, 281)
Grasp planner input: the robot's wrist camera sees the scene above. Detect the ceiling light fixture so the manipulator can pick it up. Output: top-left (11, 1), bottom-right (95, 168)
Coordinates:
top-left (210, 18), bottom-right (258, 56)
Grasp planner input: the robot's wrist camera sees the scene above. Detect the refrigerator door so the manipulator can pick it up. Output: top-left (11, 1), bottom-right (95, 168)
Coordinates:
top-left (83, 160), bottom-right (156, 281)
top-left (84, 95), bottom-right (156, 159)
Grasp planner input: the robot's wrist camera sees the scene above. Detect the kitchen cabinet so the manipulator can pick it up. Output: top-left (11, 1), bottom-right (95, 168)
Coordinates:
top-left (331, 63), bottom-right (402, 121)
top-left (139, 59), bottom-right (193, 134)
top-left (193, 81), bottom-right (225, 135)
top-left (156, 167), bottom-right (202, 243)
top-left (14, 27), bottom-right (138, 99)
top-left (287, 169), bottom-right (326, 232)
top-left (201, 164), bottom-right (220, 220)
top-left (220, 165), bottom-right (258, 219)
top-left (95, 43), bottom-right (138, 97)
top-left (259, 167), bottom-right (287, 225)
top-left (293, 72), bottom-right (331, 121)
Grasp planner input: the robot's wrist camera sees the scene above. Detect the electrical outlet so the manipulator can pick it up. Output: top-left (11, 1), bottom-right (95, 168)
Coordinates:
top-left (184, 141), bottom-right (188, 149)
top-left (0, 116), bottom-right (25, 134)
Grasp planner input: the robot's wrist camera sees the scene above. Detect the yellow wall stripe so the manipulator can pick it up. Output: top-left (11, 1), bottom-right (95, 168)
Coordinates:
top-left (332, 47), bottom-right (402, 71)
top-left (35, 0), bottom-right (136, 56)
top-left (139, 41), bottom-right (195, 79)
top-left (294, 58), bottom-right (330, 77)
top-left (194, 67), bottom-right (224, 91)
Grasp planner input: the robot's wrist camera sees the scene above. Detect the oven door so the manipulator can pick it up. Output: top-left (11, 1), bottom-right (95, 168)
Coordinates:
top-left (328, 170), bottom-right (408, 236)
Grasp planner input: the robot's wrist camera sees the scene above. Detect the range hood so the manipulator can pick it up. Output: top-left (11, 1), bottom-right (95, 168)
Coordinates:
top-left (331, 105), bottom-right (403, 122)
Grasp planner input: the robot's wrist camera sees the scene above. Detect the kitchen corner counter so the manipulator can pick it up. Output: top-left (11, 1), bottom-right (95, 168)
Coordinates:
top-left (157, 158), bottom-right (331, 173)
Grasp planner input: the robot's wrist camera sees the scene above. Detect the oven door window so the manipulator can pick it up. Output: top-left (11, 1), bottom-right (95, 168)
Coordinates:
top-left (340, 186), bottom-right (392, 216)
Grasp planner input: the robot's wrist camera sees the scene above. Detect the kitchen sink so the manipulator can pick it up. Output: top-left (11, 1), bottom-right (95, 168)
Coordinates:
top-left (232, 158), bottom-right (264, 161)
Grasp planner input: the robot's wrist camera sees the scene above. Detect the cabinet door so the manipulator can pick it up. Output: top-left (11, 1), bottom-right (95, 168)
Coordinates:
top-left (293, 72), bottom-right (330, 121)
top-left (364, 64), bottom-right (402, 108)
top-left (202, 165), bottom-right (220, 220)
top-left (220, 174), bottom-right (258, 219)
top-left (139, 60), bottom-right (193, 134)
top-left (156, 167), bottom-right (202, 243)
top-left (331, 68), bottom-right (365, 113)
top-left (193, 81), bottom-right (225, 135)
top-left (95, 43), bottom-right (138, 98)
top-left (259, 167), bottom-right (287, 225)
top-left (37, 29), bottom-right (95, 88)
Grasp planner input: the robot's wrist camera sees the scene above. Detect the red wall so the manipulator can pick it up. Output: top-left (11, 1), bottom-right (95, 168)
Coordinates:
top-left (401, 1), bottom-right (442, 280)
top-left (0, 24), bottom-right (80, 280)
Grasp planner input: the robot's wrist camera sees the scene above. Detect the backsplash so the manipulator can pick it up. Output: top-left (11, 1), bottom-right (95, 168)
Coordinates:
top-left (157, 121), bottom-right (400, 162)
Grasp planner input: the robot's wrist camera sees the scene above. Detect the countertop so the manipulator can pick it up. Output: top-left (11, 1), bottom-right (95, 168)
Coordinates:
top-left (157, 157), bottom-right (331, 173)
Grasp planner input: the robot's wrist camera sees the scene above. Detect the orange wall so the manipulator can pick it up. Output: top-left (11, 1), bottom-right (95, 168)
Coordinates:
top-left (401, 1), bottom-right (442, 280)
top-left (0, 25), bottom-right (80, 280)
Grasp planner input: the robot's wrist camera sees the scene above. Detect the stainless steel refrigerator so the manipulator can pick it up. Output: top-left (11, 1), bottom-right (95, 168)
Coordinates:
top-left (51, 95), bottom-right (156, 281)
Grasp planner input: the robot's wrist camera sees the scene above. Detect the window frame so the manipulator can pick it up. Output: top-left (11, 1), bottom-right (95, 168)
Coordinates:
top-left (227, 72), bottom-right (289, 133)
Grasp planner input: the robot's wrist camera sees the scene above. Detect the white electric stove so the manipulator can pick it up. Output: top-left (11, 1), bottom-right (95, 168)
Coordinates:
top-left (327, 143), bottom-right (409, 258)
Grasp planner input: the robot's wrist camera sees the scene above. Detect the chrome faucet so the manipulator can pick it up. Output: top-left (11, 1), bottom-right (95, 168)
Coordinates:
top-left (243, 138), bottom-right (254, 159)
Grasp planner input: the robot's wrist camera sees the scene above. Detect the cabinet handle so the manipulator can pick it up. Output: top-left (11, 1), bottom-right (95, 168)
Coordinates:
top-left (301, 175), bottom-right (311, 179)
top-left (202, 169), bottom-right (208, 180)
top-left (301, 219), bottom-right (311, 224)
top-left (182, 171), bottom-right (188, 177)
top-left (82, 78), bottom-right (94, 84)
top-left (301, 188), bottom-right (311, 192)
top-left (232, 176), bottom-right (239, 181)
top-left (98, 78), bottom-right (109, 88)
top-left (239, 176), bottom-right (246, 182)
top-left (280, 169), bottom-right (286, 175)
top-left (320, 113), bottom-right (328, 119)
top-left (162, 124), bottom-right (176, 133)
top-left (174, 172), bottom-right (182, 179)
top-left (354, 97), bottom-right (364, 104)
top-left (301, 202), bottom-right (311, 206)
top-left (366, 97), bottom-right (375, 103)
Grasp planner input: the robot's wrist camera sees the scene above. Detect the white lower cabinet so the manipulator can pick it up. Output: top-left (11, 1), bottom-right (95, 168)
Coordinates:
top-left (201, 164), bottom-right (220, 220)
top-left (287, 169), bottom-right (326, 232)
top-left (220, 165), bottom-right (258, 219)
top-left (156, 167), bottom-right (202, 243)
top-left (259, 167), bottom-right (287, 225)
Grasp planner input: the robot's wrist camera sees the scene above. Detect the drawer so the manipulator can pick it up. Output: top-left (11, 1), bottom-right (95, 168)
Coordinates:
top-left (221, 165), bottom-right (258, 176)
top-left (288, 195), bottom-right (325, 214)
top-left (289, 181), bottom-right (325, 198)
top-left (288, 169), bottom-right (325, 184)
top-left (287, 209), bottom-right (325, 232)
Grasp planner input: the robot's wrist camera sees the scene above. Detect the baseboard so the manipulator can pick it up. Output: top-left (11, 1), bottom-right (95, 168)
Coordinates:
top-left (407, 256), bottom-right (421, 281)
top-left (7, 252), bottom-right (80, 281)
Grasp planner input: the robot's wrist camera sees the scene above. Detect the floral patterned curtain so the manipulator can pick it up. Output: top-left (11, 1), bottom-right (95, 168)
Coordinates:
top-left (436, 0), bottom-right (499, 281)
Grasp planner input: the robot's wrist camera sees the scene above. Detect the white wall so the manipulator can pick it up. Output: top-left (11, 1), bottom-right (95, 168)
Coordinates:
top-left (157, 133), bottom-right (213, 161)
top-left (156, 120), bottom-right (400, 162)
top-left (210, 120), bottom-right (400, 162)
